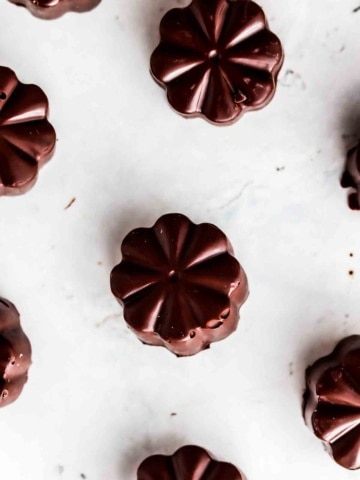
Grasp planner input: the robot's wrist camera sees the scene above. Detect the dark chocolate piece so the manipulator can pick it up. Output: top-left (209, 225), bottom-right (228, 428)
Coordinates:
top-left (150, 0), bottom-right (284, 125)
top-left (110, 213), bottom-right (248, 357)
top-left (0, 67), bottom-right (55, 195)
top-left (8, 0), bottom-right (101, 19)
top-left (137, 445), bottom-right (245, 480)
top-left (0, 297), bottom-right (31, 407)
top-left (304, 336), bottom-right (360, 470)
top-left (341, 143), bottom-right (360, 210)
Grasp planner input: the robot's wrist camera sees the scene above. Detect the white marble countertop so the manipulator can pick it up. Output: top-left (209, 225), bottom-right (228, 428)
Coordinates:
top-left (0, 0), bottom-right (360, 478)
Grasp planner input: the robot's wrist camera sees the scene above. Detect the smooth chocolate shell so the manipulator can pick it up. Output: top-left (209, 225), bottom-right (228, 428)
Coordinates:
top-left (0, 66), bottom-right (55, 195)
top-left (150, 0), bottom-right (284, 125)
top-left (110, 213), bottom-right (249, 356)
top-left (304, 336), bottom-right (360, 470)
top-left (137, 445), bottom-right (246, 480)
top-left (8, 0), bottom-right (101, 19)
top-left (0, 297), bottom-right (31, 407)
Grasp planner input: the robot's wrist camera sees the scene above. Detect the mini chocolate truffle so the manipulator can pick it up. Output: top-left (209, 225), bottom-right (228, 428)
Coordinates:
top-left (304, 336), bottom-right (360, 470)
top-left (137, 445), bottom-right (246, 480)
top-left (150, 0), bottom-right (284, 125)
top-left (341, 142), bottom-right (360, 210)
top-left (110, 213), bottom-right (248, 356)
top-left (0, 297), bottom-right (31, 407)
top-left (8, 0), bottom-right (101, 19)
top-left (0, 67), bottom-right (55, 195)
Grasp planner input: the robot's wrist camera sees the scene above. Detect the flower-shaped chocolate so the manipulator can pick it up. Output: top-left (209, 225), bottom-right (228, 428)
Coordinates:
top-left (0, 67), bottom-right (55, 195)
top-left (304, 336), bottom-right (360, 470)
top-left (8, 0), bottom-right (101, 19)
top-left (341, 142), bottom-right (360, 210)
top-left (0, 297), bottom-right (31, 408)
top-left (137, 445), bottom-right (246, 480)
top-left (150, 0), bottom-right (284, 125)
top-left (110, 213), bottom-right (248, 356)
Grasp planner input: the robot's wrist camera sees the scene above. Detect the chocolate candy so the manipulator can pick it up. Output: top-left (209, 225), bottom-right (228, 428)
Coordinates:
top-left (0, 297), bottom-right (31, 407)
top-left (341, 142), bottom-right (360, 210)
top-left (304, 336), bottom-right (360, 470)
top-left (150, 0), bottom-right (284, 125)
top-left (137, 445), bottom-right (245, 480)
top-left (8, 0), bottom-right (101, 19)
top-left (110, 213), bottom-right (248, 356)
top-left (0, 67), bottom-right (55, 195)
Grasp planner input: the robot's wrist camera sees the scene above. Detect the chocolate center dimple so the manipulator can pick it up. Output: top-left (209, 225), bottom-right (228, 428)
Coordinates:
top-left (208, 49), bottom-right (221, 63)
top-left (168, 270), bottom-right (181, 282)
top-left (0, 92), bottom-right (6, 101)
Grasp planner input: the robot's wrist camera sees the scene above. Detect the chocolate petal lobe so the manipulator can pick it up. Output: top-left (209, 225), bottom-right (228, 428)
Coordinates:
top-left (0, 138), bottom-right (37, 193)
top-left (225, 30), bottom-right (283, 73)
top-left (166, 63), bottom-right (211, 116)
top-left (201, 64), bottom-right (240, 124)
top-left (313, 405), bottom-right (360, 444)
top-left (153, 213), bottom-right (194, 264)
top-left (331, 423), bottom-right (360, 470)
top-left (220, 61), bottom-right (275, 108)
top-left (184, 253), bottom-right (241, 296)
top-left (124, 283), bottom-right (166, 335)
top-left (190, 0), bottom-right (229, 44)
top-left (179, 222), bottom-right (230, 268)
top-left (121, 228), bottom-right (167, 271)
top-left (219, 0), bottom-right (266, 49)
top-left (316, 367), bottom-right (360, 408)
top-left (158, 7), bottom-right (210, 52)
top-left (182, 283), bottom-right (231, 328)
top-left (110, 261), bottom-right (163, 302)
top-left (172, 445), bottom-right (212, 479)
top-left (0, 84), bottom-right (49, 126)
top-left (155, 287), bottom-right (200, 340)
top-left (151, 44), bottom-right (205, 85)
top-left (138, 454), bottom-right (172, 480)
top-left (0, 122), bottom-right (55, 164)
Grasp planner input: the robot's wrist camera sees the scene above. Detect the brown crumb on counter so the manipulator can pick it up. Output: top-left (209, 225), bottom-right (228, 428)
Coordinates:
top-left (65, 197), bottom-right (76, 210)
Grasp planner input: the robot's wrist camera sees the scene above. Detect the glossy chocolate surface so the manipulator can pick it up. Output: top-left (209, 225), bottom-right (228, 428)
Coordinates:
top-left (0, 297), bottom-right (31, 407)
top-left (8, 0), bottom-right (101, 19)
top-left (304, 336), bottom-right (360, 470)
top-left (110, 213), bottom-right (248, 356)
top-left (341, 143), bottom-right (360, 210)
top-left (137, 445), bottom-right (245, 480)
top-left (0, 67), bottom-right (55, 195)
top-left (150, 0), bottom-right (284, 125)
